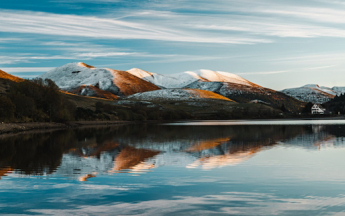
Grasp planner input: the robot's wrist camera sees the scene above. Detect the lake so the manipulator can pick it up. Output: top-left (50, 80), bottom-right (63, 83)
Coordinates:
top-left (1, 120), bottom-right (345, 215)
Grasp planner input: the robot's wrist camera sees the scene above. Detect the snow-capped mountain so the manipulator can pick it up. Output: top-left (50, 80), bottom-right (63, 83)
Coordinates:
top-left (127, 68), bottom-right (303, 111)
top-left (40, 63), bottom-right (160, 97)
top-left (126, 89), bottom-right (234, 102)
top-left (281, 84), bottom-right (345, 104)
top-left (127, 68), bottom-right (257, 88)
top-left (38, 63), bottom-right (304, 111)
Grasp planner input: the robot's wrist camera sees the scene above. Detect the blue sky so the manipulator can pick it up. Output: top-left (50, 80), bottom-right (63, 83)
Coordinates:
top-left (1, 0), bottom-right (345, 90)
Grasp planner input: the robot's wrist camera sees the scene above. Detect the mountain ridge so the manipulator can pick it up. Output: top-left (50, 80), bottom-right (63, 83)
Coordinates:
top-left (38, 63), bottom-right (305, 112)
top-left (127, 68), bottom-right (258, 89)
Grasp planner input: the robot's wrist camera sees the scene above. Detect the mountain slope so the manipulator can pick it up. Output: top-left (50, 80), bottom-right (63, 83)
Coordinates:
top-left (126, 89), bottom-right (235, 102)
top-left (0, 69), bottom-right (24, 82)
top-left (282, 84), bottom-right (337, 104)
top-left (40, 63), bottom-right (160, 97)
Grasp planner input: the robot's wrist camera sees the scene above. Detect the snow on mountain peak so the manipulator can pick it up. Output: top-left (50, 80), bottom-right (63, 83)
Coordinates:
top-left (127, 68), bottom-right (257, 88)
top-left (198, 69), bottom-right (255, 86)
top-left (127, 68), bottom-right (153, 79)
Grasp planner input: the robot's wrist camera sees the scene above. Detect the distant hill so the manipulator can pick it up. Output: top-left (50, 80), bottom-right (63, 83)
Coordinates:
top-left (282, 84), bottom-right (345, 104)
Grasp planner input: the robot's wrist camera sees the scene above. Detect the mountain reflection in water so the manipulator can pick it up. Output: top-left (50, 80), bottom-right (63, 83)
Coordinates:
top-left (0, 123), bottom-right (343, 180)
top-left (3, 122), bottom-right (345, 215)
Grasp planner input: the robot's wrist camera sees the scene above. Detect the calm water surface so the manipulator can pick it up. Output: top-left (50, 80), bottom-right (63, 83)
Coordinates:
top-left (1, 120), bottom-right (345, 215)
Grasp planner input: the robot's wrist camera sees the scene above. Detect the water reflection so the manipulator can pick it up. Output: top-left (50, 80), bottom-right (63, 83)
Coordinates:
top-left (112, 146), bottom-right (160, 173)
top-left (0, 123), bottom-right (344, 179)
top-left (2, 122), bottom-right (345, 215)
top-left (0, 167), bottom-right (12, 180)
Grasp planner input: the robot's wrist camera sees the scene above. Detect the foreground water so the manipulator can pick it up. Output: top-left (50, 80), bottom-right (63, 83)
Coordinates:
top-left (1, 120), bottom-right (345, 215)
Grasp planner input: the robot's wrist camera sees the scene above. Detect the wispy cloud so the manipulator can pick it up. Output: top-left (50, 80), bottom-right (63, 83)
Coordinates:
top-left (0, 9), bottom-right (269, 45)
top-left (236, 65), bottom-right (337, 75)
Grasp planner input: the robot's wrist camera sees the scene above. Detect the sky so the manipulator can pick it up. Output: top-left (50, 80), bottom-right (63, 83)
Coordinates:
top-left (1, 0), bottom-right (345, 90)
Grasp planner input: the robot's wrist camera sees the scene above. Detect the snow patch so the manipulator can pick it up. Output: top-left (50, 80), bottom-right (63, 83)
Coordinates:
top-left (126, 89), bottom-right (231, 101)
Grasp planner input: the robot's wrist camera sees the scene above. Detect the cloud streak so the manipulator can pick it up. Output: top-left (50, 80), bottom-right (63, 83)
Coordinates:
top-left (0, 10), bottom-right (269, 45)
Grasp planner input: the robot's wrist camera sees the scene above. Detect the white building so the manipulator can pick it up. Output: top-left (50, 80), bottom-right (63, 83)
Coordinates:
top-left (311, 104), bottom-right (326, 114)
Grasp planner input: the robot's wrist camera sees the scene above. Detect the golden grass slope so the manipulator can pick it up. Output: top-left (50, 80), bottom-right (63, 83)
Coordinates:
top-left (187, 89), bottom-right (235, 102)
top-left (0, 69), bottom-right (24, 82)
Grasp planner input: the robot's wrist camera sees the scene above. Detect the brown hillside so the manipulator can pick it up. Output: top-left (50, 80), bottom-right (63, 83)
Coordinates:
top-left (188, 89), bottom-right (235, 102)
top-left (0, 69), bottom-right (24, 82)
top-left (109, 69), bottom-right (160, 96)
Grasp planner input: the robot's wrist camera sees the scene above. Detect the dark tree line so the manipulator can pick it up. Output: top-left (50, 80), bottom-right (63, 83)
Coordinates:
top-left (323, 93), bottom-right (345, 114)
top-left (0, 78), bottom-right (76, 122)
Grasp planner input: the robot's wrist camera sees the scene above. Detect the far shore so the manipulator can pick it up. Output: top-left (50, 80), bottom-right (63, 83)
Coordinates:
top-left (0, 121), bottom-right (131, 135)
top-left (1, 115), bottom-right (345, 136)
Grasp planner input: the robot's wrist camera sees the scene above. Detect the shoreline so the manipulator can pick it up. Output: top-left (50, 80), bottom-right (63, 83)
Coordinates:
top-left (0, 121), bottom-right (130, 135)
top-left (1, 116), bottom-right (345, 135)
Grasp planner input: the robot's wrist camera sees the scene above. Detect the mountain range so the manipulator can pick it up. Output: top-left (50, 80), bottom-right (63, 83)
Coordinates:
top-left (37, 62), bottom-right (305, 111)
top-left (2, 62), bottom-right (344, 113)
